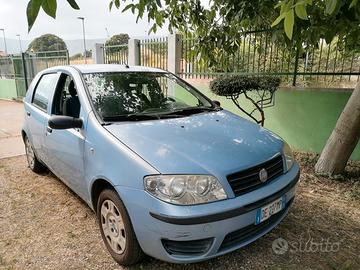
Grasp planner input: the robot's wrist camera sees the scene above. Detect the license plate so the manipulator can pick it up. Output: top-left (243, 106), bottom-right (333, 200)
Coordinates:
top-left (255, 195), bottom-right (286, 225)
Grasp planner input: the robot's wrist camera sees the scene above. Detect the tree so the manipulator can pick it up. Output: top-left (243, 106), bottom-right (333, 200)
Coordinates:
top-left (27, 34), bottom-right (67, 52)
top-left (210, 76), bottom-right (280, 126)
top-left (105, 34), bottom-right (130, 54)
top-left (26, 0), bottom-right (360, 175)
top-left (105, 34), bottom-right (130, 47)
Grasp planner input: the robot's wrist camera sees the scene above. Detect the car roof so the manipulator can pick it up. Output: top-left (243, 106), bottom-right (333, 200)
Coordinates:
top-left (70, 64), bottom-right (167, 74)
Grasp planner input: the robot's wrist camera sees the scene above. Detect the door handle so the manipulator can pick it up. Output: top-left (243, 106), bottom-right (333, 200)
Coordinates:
top-left (26, 111), bottom-right (31, 116)
top-left (46, 126), bottom-right (52, 134)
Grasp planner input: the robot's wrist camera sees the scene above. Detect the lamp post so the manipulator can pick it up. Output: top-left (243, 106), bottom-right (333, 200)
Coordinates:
top-left (77, 17), bottom-right (87, 64)
top-left (16, 34), bottom-right (23, 53)
top-left (105, 27), bottom-right (110, 38)
top-left (0, 28), bottom-right (8, 55)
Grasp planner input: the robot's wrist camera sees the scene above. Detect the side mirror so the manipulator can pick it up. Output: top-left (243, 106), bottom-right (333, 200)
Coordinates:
top-left (212, 100), bottom-right (221, 107)
top-left (48, 115), bottom-right (83, 130)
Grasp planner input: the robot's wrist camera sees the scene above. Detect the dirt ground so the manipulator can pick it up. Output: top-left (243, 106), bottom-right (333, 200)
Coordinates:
top-left (0, 152), bottom-right (359, 270)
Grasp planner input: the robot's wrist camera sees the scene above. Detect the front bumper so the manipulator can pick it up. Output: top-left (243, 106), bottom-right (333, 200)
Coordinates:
top-left (115, 163), bottom-right (300, 263)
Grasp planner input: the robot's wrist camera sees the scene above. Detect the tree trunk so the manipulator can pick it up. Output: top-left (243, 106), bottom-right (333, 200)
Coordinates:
top-left (315, 82), bottom-right (360, 175)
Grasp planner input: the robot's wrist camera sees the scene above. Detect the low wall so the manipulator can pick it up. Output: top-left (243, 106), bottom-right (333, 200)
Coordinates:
top-left (0, 79), bottom-right (18, 100)
top-left (193, 83), bottom-right (360, 160)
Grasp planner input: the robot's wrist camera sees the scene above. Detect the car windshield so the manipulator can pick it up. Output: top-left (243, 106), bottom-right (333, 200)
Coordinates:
top-left (83, 72), bottom-right (217, 121)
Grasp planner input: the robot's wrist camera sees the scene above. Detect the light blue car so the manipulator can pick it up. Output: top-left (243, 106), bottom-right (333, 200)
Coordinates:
top-left (22, 65), bottom-right (300, 265)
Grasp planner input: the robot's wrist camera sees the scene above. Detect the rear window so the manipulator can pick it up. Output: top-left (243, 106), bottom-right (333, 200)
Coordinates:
top-left (32, 73), bottom-right (59, 111)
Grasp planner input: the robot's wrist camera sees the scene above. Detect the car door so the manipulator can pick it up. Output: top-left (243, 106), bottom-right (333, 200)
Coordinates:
top-left (44, 73), bottom-right (87, 199)
top-left (25, 72), bottom-right (60, 161)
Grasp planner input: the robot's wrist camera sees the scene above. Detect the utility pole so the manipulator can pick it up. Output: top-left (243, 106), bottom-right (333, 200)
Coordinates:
top-left (0, 28), bottom-right (8, 55)
top-left (77, 17), bottom-right (87, 64)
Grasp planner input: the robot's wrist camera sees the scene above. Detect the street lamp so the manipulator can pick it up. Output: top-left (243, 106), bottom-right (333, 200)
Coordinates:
top-left (16, 34), bottom-right (23, 53)
top-left (77, 17), bottom-right (87, 64)
top-left (0, 28), bottom-right (8, 55)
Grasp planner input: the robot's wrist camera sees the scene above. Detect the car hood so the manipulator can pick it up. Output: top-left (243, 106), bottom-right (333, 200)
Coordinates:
top-left (104, 110), bottom-right (283, 177)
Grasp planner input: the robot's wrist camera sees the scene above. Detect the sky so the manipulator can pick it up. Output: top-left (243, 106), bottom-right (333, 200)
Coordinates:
top-left (0, 0), bottom-right (169, 53)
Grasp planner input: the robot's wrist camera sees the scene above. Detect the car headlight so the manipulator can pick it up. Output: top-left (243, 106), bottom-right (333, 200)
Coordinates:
top-left (144, 175), bottom-right (227, 205)
top-left (283, 142), bottom-right (294, 172)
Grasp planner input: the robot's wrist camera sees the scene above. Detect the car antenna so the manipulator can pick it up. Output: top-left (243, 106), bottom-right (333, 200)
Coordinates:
top-left (123, 61), bottom-right (129, 68)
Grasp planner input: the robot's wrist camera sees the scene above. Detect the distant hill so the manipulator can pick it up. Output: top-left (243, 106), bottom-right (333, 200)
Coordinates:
top-left (1, 36), bottom-right (163, 57)
top-left (65, 39), bottom-right (107, 56)
top-left (1, 38), bottom-right (107, 56)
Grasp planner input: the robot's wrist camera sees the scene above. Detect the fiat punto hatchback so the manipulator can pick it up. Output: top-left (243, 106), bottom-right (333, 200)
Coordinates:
top-left (22, 65), bottom-right (300, 265)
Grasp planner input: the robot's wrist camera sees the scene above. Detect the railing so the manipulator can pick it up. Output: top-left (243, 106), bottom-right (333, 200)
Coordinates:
top-left (104, 44), bottom-right (128, 64)
top-left (139, 37), bottom-right (168, 70)
top-left (180, 30), bottom-right (360, 87)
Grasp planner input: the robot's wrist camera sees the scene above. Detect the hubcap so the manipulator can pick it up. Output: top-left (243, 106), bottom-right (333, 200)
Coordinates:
top-left (25, 138), bottom-right (35, 169)
top-left (101, 200), bottom-right (126, 254)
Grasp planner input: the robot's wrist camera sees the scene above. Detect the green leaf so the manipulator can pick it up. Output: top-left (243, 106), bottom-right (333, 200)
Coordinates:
top-left (156, 0), bottom-right (162, 8)
top-left (284, 9), bottom-right (294, 39)
top-left (27, 0), bottom-right (42, 31)
top-left (109, 1), bottom-right (113, 11)
top-left (155, 13), bottom-right (163, 25)
top-left (66, 0), bottom-right (79, 10)
top-left (114, 0), bottom-right (120, 8)
top-left (295, 3), bottom-right (308, 20)
top-left (42, 0), bottom-right (57, 18)
top-left (271, 13), bottom-right (286, 27)
top-left (274, 2), bottom-right (283, 9)
top-left (122, 4), bottom-right (134, 12)
top-left (325, 0), bottom-right (337, 14)
top-left (349, 0), bottom-right (358, 8)
top-left (324, 31), bottom-right (335, 44)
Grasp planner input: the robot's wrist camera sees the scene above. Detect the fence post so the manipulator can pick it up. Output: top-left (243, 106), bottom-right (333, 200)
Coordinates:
top-left (128, 39), bottom-right (140, 66)
top-left (292, 48), bottom-right (300, 86)
top-left (167, 34), bottom-right (182, 74)
top-left (66, 50), bottom-right (70, 65)
top-left (21, 53), bottom-right (28, 91)
top-left (93, 43), bottom-right (105, 64)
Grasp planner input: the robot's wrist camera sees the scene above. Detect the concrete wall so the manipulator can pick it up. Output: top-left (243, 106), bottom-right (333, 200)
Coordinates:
top-left (193, 84), bottom-right (360, 160)
top-left (0, 79), bottom-right (17, 100)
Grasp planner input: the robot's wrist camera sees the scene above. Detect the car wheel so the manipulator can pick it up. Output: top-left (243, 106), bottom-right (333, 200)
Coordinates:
top-left (97, 189), bottom-right (144, 266)
top-left (24, 135), bottom-right (47, 173)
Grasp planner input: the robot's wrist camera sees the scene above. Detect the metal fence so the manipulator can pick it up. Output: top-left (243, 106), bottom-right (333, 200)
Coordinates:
top-left (104, 44), bottom-right (128, 64)
top-left (180, 30), bottom-right (360, 87)
top-left (0, 50), bottom-right (70, 98)
top-left (139, 37), bottom-right (168, 70)
top-left (1, 33), bottom-right (360, 95)
top-left (0, 57), bottom-right (14, 79)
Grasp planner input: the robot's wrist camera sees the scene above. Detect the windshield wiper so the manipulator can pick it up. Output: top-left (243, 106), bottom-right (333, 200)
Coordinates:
top-left (103, 113), bottom-right (160, 122)
top-left (164, 106), bottom-right (220, 116)
top-left (103, 112), bottom-right (186, 122)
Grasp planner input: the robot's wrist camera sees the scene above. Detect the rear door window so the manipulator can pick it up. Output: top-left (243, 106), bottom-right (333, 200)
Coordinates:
top-left (32, 73), bottom-right (60, 112)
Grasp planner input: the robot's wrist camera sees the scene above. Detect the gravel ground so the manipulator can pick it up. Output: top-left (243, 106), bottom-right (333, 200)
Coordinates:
top-left (0, 153), bottom-right (359, 270)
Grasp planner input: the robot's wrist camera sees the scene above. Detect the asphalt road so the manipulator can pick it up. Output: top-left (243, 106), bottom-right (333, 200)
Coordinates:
top-left (0, 100), bottom-right (25, 158)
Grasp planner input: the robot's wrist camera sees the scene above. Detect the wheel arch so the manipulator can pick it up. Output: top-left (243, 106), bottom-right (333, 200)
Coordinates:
top-left (91, 178), bottom-right (117, 212)
top-left (21, 129), bottom-right (27, 142)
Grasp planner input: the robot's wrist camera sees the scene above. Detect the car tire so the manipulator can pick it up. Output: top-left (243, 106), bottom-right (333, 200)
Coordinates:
top-left (97, 189), bottom-right (144, 266)
top-left (24, 135), bottom-right (47, 173)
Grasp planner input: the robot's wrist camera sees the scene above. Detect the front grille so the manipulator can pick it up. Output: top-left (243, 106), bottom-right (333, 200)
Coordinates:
top-left (219, 198), bottom-right (293, 252)
top-left (227, 155), bottom-right (284, 196)
top-left (162, 238), bottom-right (213, 256)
